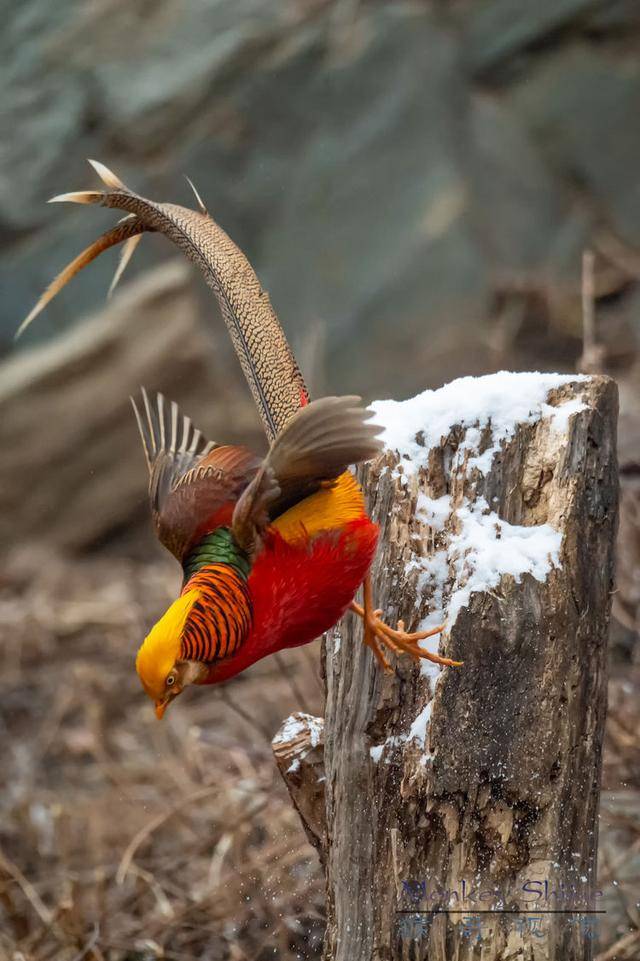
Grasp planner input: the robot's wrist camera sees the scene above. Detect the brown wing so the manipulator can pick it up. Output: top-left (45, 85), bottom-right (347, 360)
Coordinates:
top-left (132, 388), bottom-right (261, 560)
top-left (231, 463), bottom-right (281, 554)
top-left (232, 395), bottom-right (382, 551)
top-left (266, 395), bottom-right (382, 506)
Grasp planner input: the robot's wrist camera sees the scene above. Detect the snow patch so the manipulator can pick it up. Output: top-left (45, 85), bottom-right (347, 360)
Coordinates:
top-left (272, 714), bottom-right (307, 745)
top-left (369, 710), bottom-right (435, 761)
top-left (447, 500), bottom-right (562, 627)
top-left (409, 702), bottom-right (432, 748)
top-left (371, 371), bottom-right (588, 477)
top-left (273, 712), bottom-right (323, 748)
top-left (407, 499), bottom-right (562, 674)
top-left (307, 716), bottom-right (323, 748)
top-left (544, 398), bottom-right (588, 434)
top-left (416, 493), bottom-right (451, 531)
top-left (369, 734), bottom-right (409, 764)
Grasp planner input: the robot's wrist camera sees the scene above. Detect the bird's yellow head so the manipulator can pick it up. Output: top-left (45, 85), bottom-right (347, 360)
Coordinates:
top-left (136, 589), bottom-right (207, 719)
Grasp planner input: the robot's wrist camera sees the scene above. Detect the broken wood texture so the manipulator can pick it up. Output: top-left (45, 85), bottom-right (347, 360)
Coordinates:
top-left (274, 374), bottom-right (618, 961)
top-left (272, 713), bottom-right (326, 862)
top-left (0, 261), bottom-right (264, 553)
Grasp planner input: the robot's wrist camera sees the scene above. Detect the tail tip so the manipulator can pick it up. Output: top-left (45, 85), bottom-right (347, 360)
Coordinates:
top-left (87, 159), bottom-right (127, 190)
top-left (184, 175), bottom-right (208, 216)
top-left (48, 191), bottom-right (102, 205)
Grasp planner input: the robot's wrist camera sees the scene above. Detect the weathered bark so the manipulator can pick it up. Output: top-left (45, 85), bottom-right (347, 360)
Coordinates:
top-left (275, 374), bottom-right (618, 961)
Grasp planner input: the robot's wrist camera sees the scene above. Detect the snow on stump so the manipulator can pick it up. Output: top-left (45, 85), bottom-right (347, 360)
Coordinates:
top-left (275, 372), bottom-right (618, 961)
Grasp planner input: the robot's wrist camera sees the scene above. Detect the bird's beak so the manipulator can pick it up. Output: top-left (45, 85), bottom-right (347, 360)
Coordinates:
top-left (155, 699), bottom-right (168, 720)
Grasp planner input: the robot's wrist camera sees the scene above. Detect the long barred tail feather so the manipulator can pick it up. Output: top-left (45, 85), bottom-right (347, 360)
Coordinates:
top-left (15, 216), bottom-right (147, 339)
top-left (184, 175), bottom-right (208, 215)
top-left (108, 233), bottom-right (142, 298)
top-left (87, 158), bottom-right (128, 190)
top-left (48, 191), bottom-right (103, 205)
top-left (19, 159), bottom-right (309, 441)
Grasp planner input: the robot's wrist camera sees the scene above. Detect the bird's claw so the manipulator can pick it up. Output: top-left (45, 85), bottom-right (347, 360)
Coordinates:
top-left (350, 600), bottom-right (462, 671)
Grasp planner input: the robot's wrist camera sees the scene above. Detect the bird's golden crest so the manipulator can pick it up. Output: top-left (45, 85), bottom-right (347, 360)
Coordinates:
top-left (135, 589), bottom-right (201, 702)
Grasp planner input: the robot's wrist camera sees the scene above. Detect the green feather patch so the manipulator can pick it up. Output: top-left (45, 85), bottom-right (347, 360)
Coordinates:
top-left (183, 527), bottom-right (251, 582)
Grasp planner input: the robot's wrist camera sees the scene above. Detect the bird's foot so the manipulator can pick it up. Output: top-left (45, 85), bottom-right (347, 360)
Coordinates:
top-left (350, 602), bottom-right (462, 671)
top-left (349, 575), bottom-right (463, 672)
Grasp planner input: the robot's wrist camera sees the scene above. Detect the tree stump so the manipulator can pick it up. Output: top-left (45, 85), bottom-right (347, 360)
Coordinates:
top-left (274, 372), bottom-right (618, 961)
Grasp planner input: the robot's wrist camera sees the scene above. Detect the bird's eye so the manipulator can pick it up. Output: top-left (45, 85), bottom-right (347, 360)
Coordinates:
top-left (166, 675), bottom-right (176, 687)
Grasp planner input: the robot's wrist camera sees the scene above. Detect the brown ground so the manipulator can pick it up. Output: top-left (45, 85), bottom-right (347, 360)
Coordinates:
top-left (0, 547), bottom-right (325, 961)
top-left (0, 547), bottom-right (638, 960)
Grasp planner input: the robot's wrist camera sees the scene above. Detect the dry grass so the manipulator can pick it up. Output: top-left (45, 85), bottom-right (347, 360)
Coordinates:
top-left (0, 547), bottom-right (325, 961)
top-left (598, 664), bottom-right (640, 960)
top-left (1, 545), bottom-right (638, 959)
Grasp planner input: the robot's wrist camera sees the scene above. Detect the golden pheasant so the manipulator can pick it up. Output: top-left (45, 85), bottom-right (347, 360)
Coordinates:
top-left (21, 161), bottom-right (459, 718)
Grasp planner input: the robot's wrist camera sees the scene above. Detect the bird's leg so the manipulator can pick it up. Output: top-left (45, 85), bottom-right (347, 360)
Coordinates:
top-left (376, 618), bottom-right (462, 667)
top-left (350, 575), bottom-right (463, 670)
top-left (350, 575), bottom-right (394, 673)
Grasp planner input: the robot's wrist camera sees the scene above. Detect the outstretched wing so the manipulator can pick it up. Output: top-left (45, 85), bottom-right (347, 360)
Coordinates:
top-left (232, 395), bottom-right (382, 552)
top-left (131, 387), bottom-right (217, 511)
top-left (132, 389), bottom-right (261, 560)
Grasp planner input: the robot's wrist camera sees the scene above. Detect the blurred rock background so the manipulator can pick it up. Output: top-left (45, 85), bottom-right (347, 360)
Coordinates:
top-left (2, 2), bottom-right (640, 959)
top-left (3, 0), bottom-right (640, 552)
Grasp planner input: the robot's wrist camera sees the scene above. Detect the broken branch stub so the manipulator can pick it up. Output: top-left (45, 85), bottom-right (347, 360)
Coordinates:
top-left (272, 713), bottom-right (326, 861)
